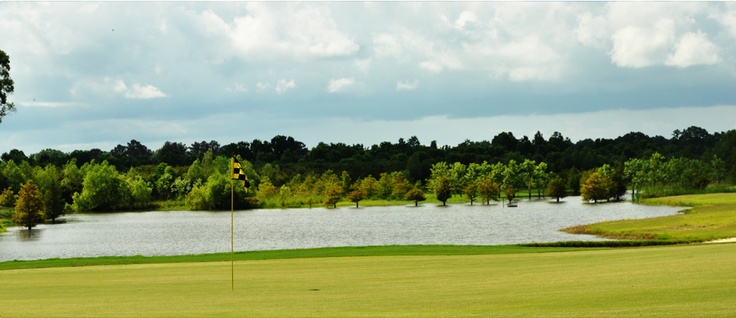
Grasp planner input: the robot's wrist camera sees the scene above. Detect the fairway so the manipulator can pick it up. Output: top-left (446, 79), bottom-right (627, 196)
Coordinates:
top-left (3, 243), bottom-right (736, 317)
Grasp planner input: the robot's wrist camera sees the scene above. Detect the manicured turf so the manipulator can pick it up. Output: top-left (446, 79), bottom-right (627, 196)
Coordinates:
top-left (565, 193), bottom-right (736, 242)
top-left (2, 243), bottom-right (736, 317)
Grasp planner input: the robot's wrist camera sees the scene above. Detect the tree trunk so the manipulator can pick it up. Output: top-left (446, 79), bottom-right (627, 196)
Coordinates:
top-left (556, 197), bottom-right (560, 203)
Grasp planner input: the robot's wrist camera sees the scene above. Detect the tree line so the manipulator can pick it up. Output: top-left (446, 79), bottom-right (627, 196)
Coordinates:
top-left (1, 126), bottom-right (735, 230)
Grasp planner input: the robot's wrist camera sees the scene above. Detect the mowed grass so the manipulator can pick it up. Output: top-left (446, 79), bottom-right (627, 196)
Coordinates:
top-left (3, 243), bottom-right (736, 317)
top-left (565, 193), bottom-right (736, 242)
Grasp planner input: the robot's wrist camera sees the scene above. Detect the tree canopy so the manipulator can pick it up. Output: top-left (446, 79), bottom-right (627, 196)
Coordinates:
top-left (0, 49), bottom-right (15, 123)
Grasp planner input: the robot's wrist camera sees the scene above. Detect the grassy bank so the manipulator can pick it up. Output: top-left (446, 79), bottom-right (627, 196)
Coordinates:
top-left (3, 243), bottom-right (736, 317)
top-left (564, 193), bottom-right (736, 242)
top-left (0, 245), bottom-right (577, 271)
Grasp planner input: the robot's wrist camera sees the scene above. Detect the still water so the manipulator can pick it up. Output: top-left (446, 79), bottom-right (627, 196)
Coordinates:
top-left (0, 197), bottom-right (683, 261)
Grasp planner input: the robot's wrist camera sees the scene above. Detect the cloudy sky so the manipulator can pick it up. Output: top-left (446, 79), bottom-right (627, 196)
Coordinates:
top-left (1, 1), bottom-right (736, 154)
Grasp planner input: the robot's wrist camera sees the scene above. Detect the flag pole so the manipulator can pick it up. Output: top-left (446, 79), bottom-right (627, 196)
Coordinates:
top-left (231, 158), bottom-right (235, 291)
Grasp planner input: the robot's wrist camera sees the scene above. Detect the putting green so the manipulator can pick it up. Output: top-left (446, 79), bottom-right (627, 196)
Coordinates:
top-left (3, 243), bottom-right (736, 317)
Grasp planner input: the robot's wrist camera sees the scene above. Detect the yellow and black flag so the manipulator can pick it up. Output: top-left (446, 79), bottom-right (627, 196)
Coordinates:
top-left (231, 157), bottom-right (250, 191)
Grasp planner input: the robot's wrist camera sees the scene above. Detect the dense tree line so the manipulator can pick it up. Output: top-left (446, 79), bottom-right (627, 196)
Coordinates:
top-left (1, 126), bottom-right (734, 223)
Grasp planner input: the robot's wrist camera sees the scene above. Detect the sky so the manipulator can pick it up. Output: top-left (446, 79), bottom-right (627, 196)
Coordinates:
top-left (1, 1), bottom-right (736, 155)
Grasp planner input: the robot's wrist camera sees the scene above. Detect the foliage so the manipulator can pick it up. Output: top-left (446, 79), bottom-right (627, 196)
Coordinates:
top-left (434, 177), bottom-right (452, 206)
top-left (346, 183), bottom-right (366, 208)
top-left (545, 175), bottom-right (567, 202)
top-left (0, 49), bottom-right (15, 123)
top-left (0, 187), bottom-right (16, 207)
top-left (1, 125), bottom-right (735, 211)
top-left (13, 183), bottom-right (45, 230)
top-left (405, 186), bottom-right (427, 206)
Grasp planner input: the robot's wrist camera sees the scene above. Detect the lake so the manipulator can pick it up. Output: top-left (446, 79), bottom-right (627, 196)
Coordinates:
top-left (0, 197), bottom-right (684, 262)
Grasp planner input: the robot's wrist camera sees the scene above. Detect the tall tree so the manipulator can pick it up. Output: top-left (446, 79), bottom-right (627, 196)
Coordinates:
top-left (434, 177), bottom-right (452, 206)
top-left (13, 183), bottom-right (45, 231)
top-left (0, 49), bottom-right (15, 123)
top-left (546, 175), bottom-right (567, 203)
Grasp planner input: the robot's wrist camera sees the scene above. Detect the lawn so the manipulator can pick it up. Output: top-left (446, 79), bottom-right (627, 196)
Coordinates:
top-left (2, 243), bottom-right (736, 317)
top-left (564, 192), bottom-right (736, 242)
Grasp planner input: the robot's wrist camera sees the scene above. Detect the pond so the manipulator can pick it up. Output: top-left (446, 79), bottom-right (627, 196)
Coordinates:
top-left (0, 197), bottom-right (684, 262)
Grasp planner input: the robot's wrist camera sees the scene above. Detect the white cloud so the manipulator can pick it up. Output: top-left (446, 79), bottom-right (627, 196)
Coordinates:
top-left (576, 12), bottom-right (608, 48)
top-left (610, 19), bottom-right (676, 68)
top-left (228, 3), bottom-right (358, 60)
top-left (396, 80), bottom-right (418, 91)
top-left (123, 83), bottom-right (168, 99)
top-left (69, 78), bottom-right (167, 100)
top-left (326, 77), bottom-right (355, 93)
top-left (454, 11), bottom-right (478, 30)
top-left (275, 79), bottom-right (296, 94)
top-left (666, 31), bottom-right (721, 68)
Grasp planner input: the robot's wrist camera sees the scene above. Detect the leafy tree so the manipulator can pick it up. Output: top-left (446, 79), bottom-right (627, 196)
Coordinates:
top-left (1, 49), bottom-right (15, 123)
top-left (546, 175), bottom-right (567, 203)
top-left (581, 171), bottom-right (608, 203)
top-left (154, 141), bottom-right (188, 167)
top-left (279, 185), bottom-right (293, 208)
top-left (72, 161), bottom-right (124, 212)
top-left (434, 177), bottom-right (452, 206)
top-left (35, 165), bottom-right (64, 223)
top-left (359, 175), bottom-right (378, 199)
top-left (13, 183), bottom-right (45, 231)
top-left (256, 177), bottom-right (279, 202)
top-left (0, 187), bottom-right (16, 207)
top-left (405, 185), bottom-right (426, 207)
top-left (464, 182), bottom-right (478, 205)
top-left (477, 177), bottom-right (500, 205)
top-left (126, 174), bottom-right (153, 209)
top-left (346, 183), bottom-right (366, 208)
top-left (61, 159), bottom-right (84, 204)
top-left (376, 172), bottom-right (394, 200)
top-left (390, 172), bottom-right (412, 200)
top-left (501, 160), bottom-right (522, 204)
top-left (323, 184), bottom-right (342, 208)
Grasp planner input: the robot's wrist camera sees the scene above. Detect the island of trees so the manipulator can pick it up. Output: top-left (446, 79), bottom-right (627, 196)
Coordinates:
top-left (1, 126), bottom-right (735, 231)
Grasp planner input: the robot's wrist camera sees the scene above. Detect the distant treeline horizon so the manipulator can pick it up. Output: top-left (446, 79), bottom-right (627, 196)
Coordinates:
top-left (2, 125), bottom-right (735, 184)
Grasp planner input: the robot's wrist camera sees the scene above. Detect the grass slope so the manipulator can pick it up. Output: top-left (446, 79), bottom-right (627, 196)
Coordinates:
top-left (3, 243), bottom-right (736, 317)
top-left (564, 193), bottom-right (736, 242)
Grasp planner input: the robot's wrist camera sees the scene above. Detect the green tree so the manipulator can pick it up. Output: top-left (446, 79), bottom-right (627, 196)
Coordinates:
top-left (545, 175), bottom-right (567, 203)
top-left (61, 159), bottom-right (84, 204)
top-left (35, 165), bottom-right (65, 223)
top-left (1, 49), bottom-right (15, 123)
top-left (390, 172), bottom-right (412, 200)
top-left (501, 160), bottom-right (522, 204)
top-left (477, 177), bottom-right (500, 205)
top-left (279, 185), bottom-right (292, 208)
top-left (72, 161), bottom-right (125, 212)
top-left (464, 182), bottom-right (478, 205)
top-left (376, 172), bottom-right (393, 200)
top-left (434, 177), bottom-right (452, 206)
top-left (405, 184), bottom-right (426, 207)
top-left (0, 187), bottom-right (16, 207)
top-left (13, 183), bottom-right (45, 231)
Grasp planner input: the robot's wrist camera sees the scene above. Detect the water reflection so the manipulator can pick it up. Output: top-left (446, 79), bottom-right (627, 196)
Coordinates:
top-left (0, 198), bottom-right (684, 262)
top-left (13, 228), bottom-right (43, 242)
